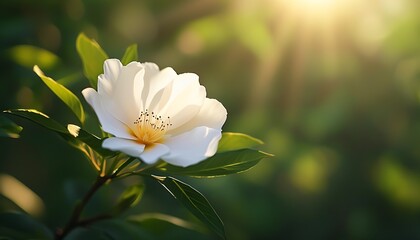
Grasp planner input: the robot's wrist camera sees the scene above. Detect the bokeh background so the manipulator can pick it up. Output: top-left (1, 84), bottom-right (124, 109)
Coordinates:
top-left (2, 0), bottom-right (420, 239)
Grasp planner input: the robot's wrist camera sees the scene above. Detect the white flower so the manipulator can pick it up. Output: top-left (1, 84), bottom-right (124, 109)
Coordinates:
top-left (82, 59), bottom-right (227, 167)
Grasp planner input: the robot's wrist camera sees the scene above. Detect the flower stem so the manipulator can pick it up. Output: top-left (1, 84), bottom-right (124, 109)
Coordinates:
top-left (54, 157), bottom-right (138, 239)
top-left (55, 175), bottom-right (110, 240)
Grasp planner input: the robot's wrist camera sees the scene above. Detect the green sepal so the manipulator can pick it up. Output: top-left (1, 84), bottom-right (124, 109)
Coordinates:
top-left (121, 44), bottom-right (138, 65)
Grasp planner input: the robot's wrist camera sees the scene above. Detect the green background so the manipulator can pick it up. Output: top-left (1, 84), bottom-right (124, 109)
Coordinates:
top-left (1, 0), bottom-right (420, 239)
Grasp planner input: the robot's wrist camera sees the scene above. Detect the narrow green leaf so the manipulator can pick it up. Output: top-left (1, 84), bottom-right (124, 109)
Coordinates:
top-left (128, 213), bottom-right (207, 239)
top-left (33, 65), bottom-right (85, 124)
top-left (4, 109), bottom-right (112, 158)
top-left (0, 212), bottom-right (53, 240)
top-left (76, 33), bottom-right (108, 88)
top-left (9, 45), bottom-right (59, 70)
top-left (121, 44), bottom-right (138, 65)
top-left (156, 149), bottom-right (272, 178)
top-left (3, 109), bottom-right (68, 134)
top-left (128, 213), bottom-right (202, 233)
top-left (112, 183), bottom-right (145, 215)
top-left (217, 132), bottom-right (263, 152)
top-left (88, 219), bottom-right (154, 240)
top-left (0, 115), bottom-right (23, 138)
top-left (156, 176), bottom-right (225, 239)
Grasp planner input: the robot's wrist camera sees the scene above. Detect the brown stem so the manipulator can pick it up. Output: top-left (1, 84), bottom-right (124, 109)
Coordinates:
top-left (54, 158), bottom-right (137, 239)
top-left (55, 175), bottom-right (110, 240)
top-left (78, 213), bottom-right (113, 227)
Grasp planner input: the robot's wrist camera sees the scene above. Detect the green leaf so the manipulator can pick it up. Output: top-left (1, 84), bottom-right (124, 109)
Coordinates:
top-left (9, 45), bottom-right (59, 70)
top-left (0, 115), bottom-right (23, 138)
top-left (4, 109), bottom-right (112, 158)
top-left (121, 44), bottom-right (138, 65)
top-left (65, 228), bottom-right (108, 240)
top-left (3, 109), bottom-right (68, 134)
top-left (128, 213), bottom-right (202, 233)
top-left (0, 212), bottom-right (53, 240)
top-left (112, 183), bottom-right (145, 215)
top-left (155, 176), bottom-right (225, 239)
top-left (156, 149), bottom-right (272, 178)
top-left (128, 213), bottom-right (207, 238)
top-left (90, 219), bottom-right (154, 240)
top-left (76, 33), bottom-right (108, 88)
top-left (217, 132), bottom-right (263, 152)
top-left (33, 65), bottom-right (85, 124)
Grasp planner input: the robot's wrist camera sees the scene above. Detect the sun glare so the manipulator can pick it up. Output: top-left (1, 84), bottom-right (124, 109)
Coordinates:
top-left (290, 0), bottom-right (339, 15)
top-left (298, 0), bottom-right (335, 5)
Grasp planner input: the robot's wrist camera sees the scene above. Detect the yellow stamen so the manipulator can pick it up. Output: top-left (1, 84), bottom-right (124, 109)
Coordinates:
top-left (132, 109), bottom-right (171, 145)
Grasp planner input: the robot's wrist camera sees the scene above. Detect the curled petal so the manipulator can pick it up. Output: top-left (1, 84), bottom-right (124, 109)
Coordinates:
top-left (98, 59), bottom-right (123, 96)
top-left (143, 67), bottom-right (177, 109)
top-left (102, 137), bottom-right (145, 156)
top-left (162, 126), bottom-right (222, 167)
top-left (168, 98), bottom-right (227, 136)
top-left (140, 144), bottom-right (170, 164)
top-left (104, 59), bottom-right (123, 83)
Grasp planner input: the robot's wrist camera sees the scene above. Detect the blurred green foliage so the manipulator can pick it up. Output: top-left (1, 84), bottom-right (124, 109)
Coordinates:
top-left (1, 0), bottom-right (420, 239)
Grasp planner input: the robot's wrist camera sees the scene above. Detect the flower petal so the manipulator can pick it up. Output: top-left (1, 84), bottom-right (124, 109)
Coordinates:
top-left (155, 73), bottom-right (206, 129)
top-left (102, 137), bottom-right (145, 157)
top-left (104, 59), bottom-right (123, 83)
top-left (103, 68), bottom-right (145, 125)
top-left (139, 143), bottom-right (170, 164)
top-left (98, 60), bottom-right (145, 128)
top-left (142, 62), bottom-right (160, 82)
top-left (98, 59), bottom-right (123, 96)
top-left (143, 67), bottom-right (177, 109)
top-left (168, 98), bottom-right (227, 136)
top-left (162, 126), bottom-right (222, 167)
top-left (82, 88), bottom-right (134, 139)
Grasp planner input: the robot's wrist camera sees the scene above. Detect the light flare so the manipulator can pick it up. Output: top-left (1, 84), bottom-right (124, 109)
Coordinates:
top-left (289, 0), bottom-right (339, 14)
top-left (0, 174), bottom-right (45, 216)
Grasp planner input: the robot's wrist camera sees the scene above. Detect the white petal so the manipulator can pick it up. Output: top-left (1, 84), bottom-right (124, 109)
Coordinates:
top-left (162, 126), bottom-right (222, 167)
top-left (157, 73), bottom-right (206, 129)
top-left (142, 62), bottom-right (160, 82)
top-left (102, 137), bottom-right (145, 157)
top-left (143, 67), bottom-right (177, 109)
top-left (133, 69), bottom-right (146, 112)
top-left (160, 73), bottom-right (203, 113)
top-left (98, 59), bottom-right (123, 96)
top-left (168, 98), bottom-right (227, 136)
top-left (82, 88), bottom-right (134, 139)
top-left (139, 144), bottom-right (170, 164)
top-left (104, 59), bottom-right (123, 83)
top-left (100, 62), bottom-right (145, 127)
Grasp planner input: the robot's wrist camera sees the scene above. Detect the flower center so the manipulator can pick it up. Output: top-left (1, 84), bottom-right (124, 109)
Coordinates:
top-left (133, 109), bottom-right (171, 145)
